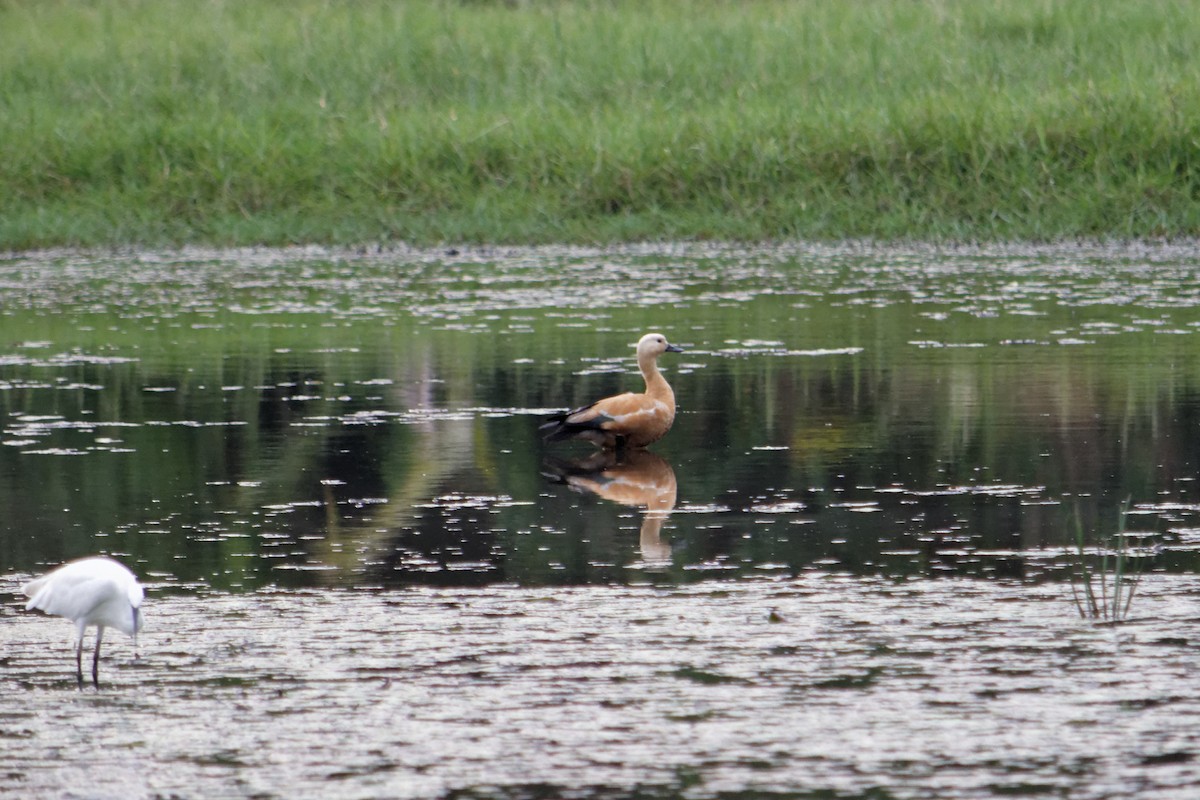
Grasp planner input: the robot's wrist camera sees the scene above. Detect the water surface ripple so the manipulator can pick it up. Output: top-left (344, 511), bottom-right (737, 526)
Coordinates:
top-left (4, 575), bottom-right (1200, 800)
top-left (5, 242), bottom-right (1200, 798)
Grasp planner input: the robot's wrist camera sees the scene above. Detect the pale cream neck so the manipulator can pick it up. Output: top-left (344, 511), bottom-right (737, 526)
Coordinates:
top-left (640, 355), bottom-right (673, 401)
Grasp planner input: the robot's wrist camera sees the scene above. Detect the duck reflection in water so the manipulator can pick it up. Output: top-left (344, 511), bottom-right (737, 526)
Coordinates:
top-left (542, 449), bottom-right (677, 564)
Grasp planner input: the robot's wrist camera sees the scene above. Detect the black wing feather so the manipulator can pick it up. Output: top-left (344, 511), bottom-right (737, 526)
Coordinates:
top-left (539, 403), bottom-right (614, 442)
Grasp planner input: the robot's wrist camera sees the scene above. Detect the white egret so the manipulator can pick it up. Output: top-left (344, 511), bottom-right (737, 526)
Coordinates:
top-left (22, 556), bottom-right (143, 687)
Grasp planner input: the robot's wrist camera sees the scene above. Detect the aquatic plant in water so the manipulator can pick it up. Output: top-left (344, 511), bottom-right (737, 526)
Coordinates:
top-left (1068, 500), bottom-right (1145, 623)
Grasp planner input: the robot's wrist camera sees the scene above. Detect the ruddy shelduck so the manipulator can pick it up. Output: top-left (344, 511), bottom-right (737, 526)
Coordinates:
top-left (541, 332), bottom-right (683, 450)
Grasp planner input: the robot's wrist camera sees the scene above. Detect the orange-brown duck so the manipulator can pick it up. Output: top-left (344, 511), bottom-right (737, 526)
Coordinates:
top-left (541, 332), bottom-right (683, 450)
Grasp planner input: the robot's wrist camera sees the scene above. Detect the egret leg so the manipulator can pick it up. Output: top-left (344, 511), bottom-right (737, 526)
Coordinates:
top-left (92, 627), bottom-right (105, 688)
top-left (75, 638), bottom-right (85, 688)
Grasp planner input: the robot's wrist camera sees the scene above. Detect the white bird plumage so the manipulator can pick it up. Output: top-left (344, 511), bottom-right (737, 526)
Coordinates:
top-left (22, 555), bottom-right (144, 687)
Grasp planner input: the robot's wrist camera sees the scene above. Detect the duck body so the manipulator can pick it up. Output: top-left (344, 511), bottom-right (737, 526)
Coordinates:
top-left (541, 333), bottom-right (683, 450)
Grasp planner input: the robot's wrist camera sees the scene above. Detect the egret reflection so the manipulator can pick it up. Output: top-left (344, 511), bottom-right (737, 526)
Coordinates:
top-left (542, 449), bottom-right (678, 565)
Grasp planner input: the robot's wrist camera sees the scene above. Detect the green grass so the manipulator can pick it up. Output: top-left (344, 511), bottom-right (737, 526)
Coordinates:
top-left (2, 0), bottom-right (1200, 248)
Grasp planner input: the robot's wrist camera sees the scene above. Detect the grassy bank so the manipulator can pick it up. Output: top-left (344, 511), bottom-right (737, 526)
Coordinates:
top-left (2, 0), bottom-right (1199, 248)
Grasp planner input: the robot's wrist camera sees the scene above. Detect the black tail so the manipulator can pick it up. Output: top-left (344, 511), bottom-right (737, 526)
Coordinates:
top-left (540, 404), bottom-right (611, 443)
top-left (539, 412), bottom-right (575, 443)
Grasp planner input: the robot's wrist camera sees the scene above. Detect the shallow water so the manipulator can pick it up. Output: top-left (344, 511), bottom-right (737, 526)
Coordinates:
top-left (4, 242), bottom-right (1200, 798)
top-left (4, 576), bottom-right (1200, 800)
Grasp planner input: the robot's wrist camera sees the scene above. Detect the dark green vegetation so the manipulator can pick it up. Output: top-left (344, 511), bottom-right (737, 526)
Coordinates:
top-left (3, 0), bottom-right (1200, 248)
